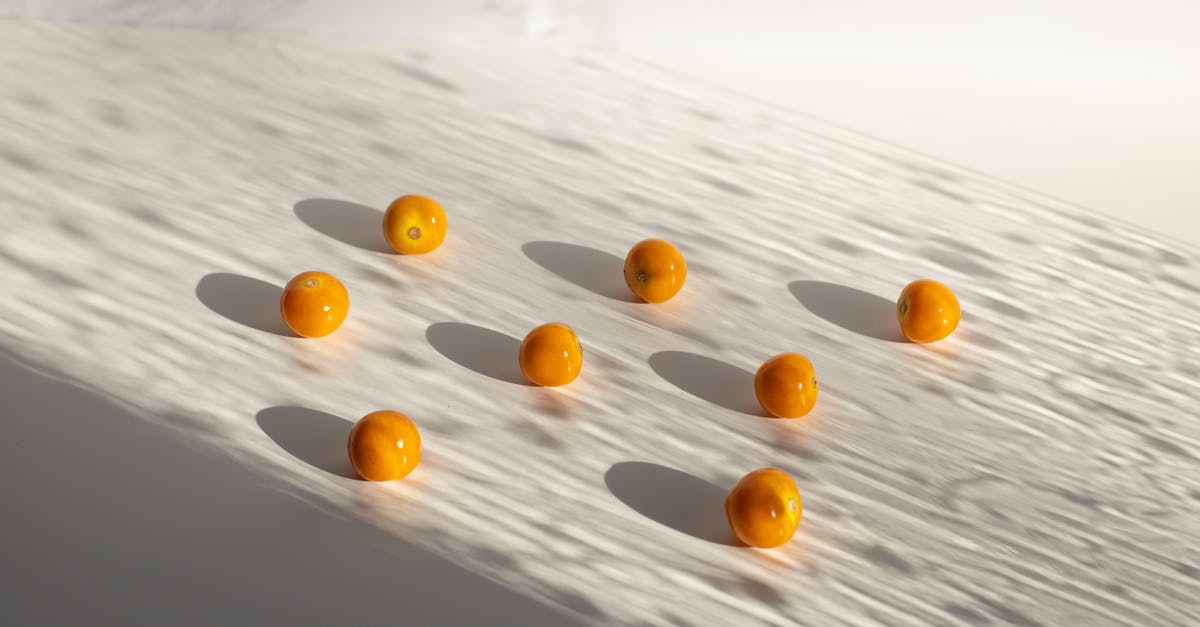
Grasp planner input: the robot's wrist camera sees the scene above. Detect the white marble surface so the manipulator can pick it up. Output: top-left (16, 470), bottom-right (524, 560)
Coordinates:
top-left (1, 21), bottom-right (1198, 626)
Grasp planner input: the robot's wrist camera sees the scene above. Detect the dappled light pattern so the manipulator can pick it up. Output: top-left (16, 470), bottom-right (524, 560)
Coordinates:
top-left (1, 21), bottom-right (1197, 625)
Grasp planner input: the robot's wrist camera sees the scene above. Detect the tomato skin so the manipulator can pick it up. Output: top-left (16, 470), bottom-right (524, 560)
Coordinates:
top-left (348, 410), bottom-right (422, 482)
top-left (519, 323), bottom-right (583, 387)
top-left (754, 353), bottom-right (818, 418)
top-left (623, 238), bottom-right (687, 303)
top-left (725, 468), bottom-right (802, 548)
top-left (897, 279), bottom-right (960, 343)
top-left (383, 195), bottom-right (447, 255)
top-left (280, 271), bottom-right (349, 338)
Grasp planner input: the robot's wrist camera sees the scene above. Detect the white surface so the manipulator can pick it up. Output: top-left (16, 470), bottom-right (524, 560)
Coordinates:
top-left (0, 352), bottom-right (578, 625)
top-left (5, 0), bottom-right (1200, 80)
top-left (605, 1), bottom-right (1200, 81)
top-left (1, 20), bottom-right (1199, 626)
top-left (7, 1), bottom-right (1198, 243)
top-left (638, 56), bottom-right (1200, 243)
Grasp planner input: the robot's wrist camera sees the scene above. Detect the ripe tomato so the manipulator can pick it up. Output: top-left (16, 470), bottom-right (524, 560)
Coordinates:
top-left (383, 194), bottom-right (447, 255)
top-left (754, 352), bottom-right (818, 418)
top-left (623, 238), bottom-right (687, 303)
top-left (726, 468), bottom-right (802, 548)
top-left (348, 410), bottom-right (422, 482)
top-left (280, 271), bottom-right (349, 337)
top-left (519, 322), bottom-right (583, 386)
top-left (897, 279), bottom-right (960, 343)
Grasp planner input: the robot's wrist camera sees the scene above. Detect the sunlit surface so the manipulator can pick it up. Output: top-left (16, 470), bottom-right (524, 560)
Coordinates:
top-left (1, 21), bottom-right (1197, 625)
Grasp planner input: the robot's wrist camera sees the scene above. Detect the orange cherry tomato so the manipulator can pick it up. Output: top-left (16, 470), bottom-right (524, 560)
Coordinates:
top-left (347, 410), bottom-right (422, 482)
top-left (519, 322), bottom-right (583, 386)
top-left (280, 271), bottom-right (349, 337)
top-left (382, 194), bottom-right (447, 255)
top-left (726, 468), bottom-right (802, 548)
top-left (897, 279), bottom-right (960, 343)
top-left (754, 352), bottom-right (818, 418)
top-left (623, 238), bottom-right (687, 303)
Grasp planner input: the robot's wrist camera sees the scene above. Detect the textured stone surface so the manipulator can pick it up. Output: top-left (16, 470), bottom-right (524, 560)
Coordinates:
top-left (1, 21), bottom-right (1197, 626)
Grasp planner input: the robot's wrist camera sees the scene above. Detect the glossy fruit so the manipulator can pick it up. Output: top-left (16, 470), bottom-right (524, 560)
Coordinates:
top-left (754, 352), bottom-right (818, 418)
top-left (519, 322), bottom-right (583, 386)
top-left (897, 279), bottom-right (960, 343)
top-left (280, 271), bottom-right (349, 337)
top-left (348, 410), bottom-right (422, 482)
top-left (623, 238), bottom-right (687, 303)
top-left (726, 468), bottom-right (802, 548)
top-left (383, 194), bottom-right (447, 254)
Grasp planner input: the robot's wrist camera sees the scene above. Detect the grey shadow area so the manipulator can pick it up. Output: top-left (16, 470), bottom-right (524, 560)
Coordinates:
top-left (196, 272), bottom-right (292, 336)
top-left (649, 351), bottom-right (762, 416)
top-left (0, 351), bottom-right (584, 626)
top-left (426, 322), bottom-right (531, 386)
top-left (257, 406), bottom-right (357, 480)
top-left (294, 198), bottom-right (391, 254)
top-left (788, 280), bottom-right (906, 343)
top-left (522, 241), bottom-right (633, 301)
top-left (605, 462), bottom-right (739, 546)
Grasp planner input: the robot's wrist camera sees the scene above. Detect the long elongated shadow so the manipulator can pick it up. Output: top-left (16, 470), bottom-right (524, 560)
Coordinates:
top-left (605, 461), bottom-right (739, 546)
top-left (522, 241), bottom-right (632, 301)
top-left (257, 406), bottom-right (357, 479)
top-left (196, 272), bottom-right (292, 336)
top-left (649, 351), bottom-right (761, 415)
top-left (426, 322), bottom-right (531, 385)
top-left (295, 198), bottom-right (391, 254)
top-left (788, 280), bottom-right (905, 342)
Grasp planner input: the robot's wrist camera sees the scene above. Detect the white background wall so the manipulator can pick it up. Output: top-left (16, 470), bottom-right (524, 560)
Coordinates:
top-left (6, 0), bottom-right (1200, 81)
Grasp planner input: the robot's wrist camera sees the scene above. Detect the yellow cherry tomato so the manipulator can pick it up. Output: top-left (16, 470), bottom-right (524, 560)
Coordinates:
top-left (726, 468), bottom-right (802, 548)
top-left (897, 279), bottom-right (960, 343)
top-left (519, 322), bottom-right (583, 386)
top-left (347, 410), bottom-right (422, 481)
top-left (280, 271), bottom-right (349, 337)
top-left (383, 194), bottom-right (447, 254)
top-left (623, 238), bottom-right (687, 303)
top-left (754, 352), bottom-right (818, 418)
